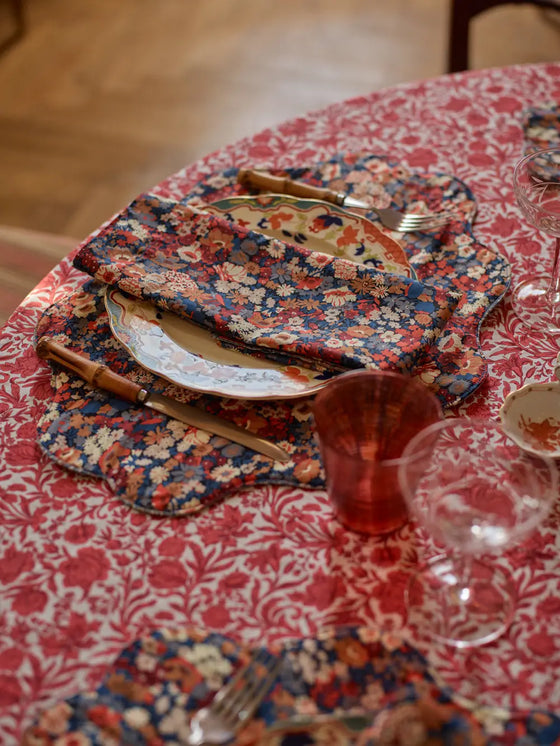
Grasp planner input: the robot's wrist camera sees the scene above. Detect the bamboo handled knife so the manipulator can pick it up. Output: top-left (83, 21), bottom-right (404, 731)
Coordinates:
top-left (37, 337), bottom-right (290, 463)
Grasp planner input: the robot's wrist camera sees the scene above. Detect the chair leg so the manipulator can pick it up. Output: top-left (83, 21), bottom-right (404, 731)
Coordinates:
top-left (446, 0), bottom-right (559, 74)
top-left (0, 0), bottom-right (25, 56)
top-left (447, 0), bottom-right (472, 73)
top-left (447, 0), bottom-right (500, 73)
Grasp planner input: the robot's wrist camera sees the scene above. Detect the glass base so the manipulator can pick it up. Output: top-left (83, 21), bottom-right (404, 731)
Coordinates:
top-left (511, 275), bottom-right (560, 334)
top-left (406, 556), bottom-right (515, 648)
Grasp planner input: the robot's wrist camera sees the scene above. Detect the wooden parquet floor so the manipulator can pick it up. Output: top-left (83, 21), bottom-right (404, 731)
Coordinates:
top-left (0, 0), bottom-right (559, 325)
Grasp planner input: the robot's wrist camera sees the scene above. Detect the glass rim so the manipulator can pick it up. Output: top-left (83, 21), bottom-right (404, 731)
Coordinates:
top-left (514, 146), bottom-right (560, 187)
top-left (313, 369), bottom-right (443, 465)
top-left (313, 368), bottom-right (439, 406)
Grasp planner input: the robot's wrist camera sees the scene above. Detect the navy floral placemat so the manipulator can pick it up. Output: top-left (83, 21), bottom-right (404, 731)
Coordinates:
top-left (523, 103), bottom-right (560, 152)
top-left (21, 626), bottom-right (560, 745)
top-left (35, 152), bottom-right (511, 517)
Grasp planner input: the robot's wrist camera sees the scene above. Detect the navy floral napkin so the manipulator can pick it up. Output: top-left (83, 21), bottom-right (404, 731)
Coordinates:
top-left (35, 152), bottom-right (510, 517)
top-left (22, 626), bottom-right (560, 745)
top-left (73, 195), bottom-right (459, 375)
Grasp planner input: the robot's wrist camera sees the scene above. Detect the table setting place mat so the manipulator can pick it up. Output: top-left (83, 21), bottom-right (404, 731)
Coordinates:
top-left (523, 102), bottom-right (560, 153)
top-left (34, 150), bottom-right (512, 517)
top-left (21, 625), bottom-right (560, 745)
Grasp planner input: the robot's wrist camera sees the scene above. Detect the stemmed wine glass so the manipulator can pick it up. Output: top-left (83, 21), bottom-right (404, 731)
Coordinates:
top-left (512, 147), bottom-right (560, 334)
top-left (398, 418), bottom-right (557, 648)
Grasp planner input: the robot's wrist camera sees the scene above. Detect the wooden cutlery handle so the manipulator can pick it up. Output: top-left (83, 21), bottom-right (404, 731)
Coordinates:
top-left (237, 168), bottom-right (343, 205)
top-left (37, 336), bottom-right (143, 404)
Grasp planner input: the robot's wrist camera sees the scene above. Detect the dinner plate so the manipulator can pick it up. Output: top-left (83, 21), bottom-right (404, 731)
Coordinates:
top-left (104, 289), bottom-right (330, 399)
top-left (205, 194), bottom-right (414, 278)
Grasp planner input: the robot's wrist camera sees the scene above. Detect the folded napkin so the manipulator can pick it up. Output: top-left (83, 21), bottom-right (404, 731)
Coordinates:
top-left (523, 103), bottom-right (560, 152)
top-left (73, 195), bottom-right (460, 375)
top-left (26, 625), bottom-right (544, 746)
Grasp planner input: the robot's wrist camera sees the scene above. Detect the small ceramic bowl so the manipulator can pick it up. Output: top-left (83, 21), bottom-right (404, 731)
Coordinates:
top-left (500, 380), bottom-right (560, 458)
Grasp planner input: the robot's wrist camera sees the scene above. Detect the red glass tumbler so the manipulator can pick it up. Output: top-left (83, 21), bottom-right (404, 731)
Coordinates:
top-left (312, 370), bottom-right (443, 535)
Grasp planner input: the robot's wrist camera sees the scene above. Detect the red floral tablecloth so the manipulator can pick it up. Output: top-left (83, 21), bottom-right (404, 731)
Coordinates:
top-left (2, 62), bottom-right (560, 745)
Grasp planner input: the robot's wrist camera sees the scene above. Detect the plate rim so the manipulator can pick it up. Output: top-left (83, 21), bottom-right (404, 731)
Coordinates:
top-left (104, 289), bottom-right (330, 400)
top-left (206, 193), bottom-right (415, 278)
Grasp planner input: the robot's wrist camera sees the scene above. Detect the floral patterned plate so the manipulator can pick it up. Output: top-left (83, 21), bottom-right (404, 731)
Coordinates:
top-left (205, 194), bottom-right (414, 278)
top-left (24, 626), bottom-right (502, 746)
top-left (499, 351), bottom-right (560, 457)
top-left (500, 380), bottom-right (560, 458)
top-left (105, 289), bottom-right (331, 399)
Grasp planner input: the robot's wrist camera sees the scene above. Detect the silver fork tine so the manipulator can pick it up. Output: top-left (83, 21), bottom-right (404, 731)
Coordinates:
top-left (217, 649), bottom-right (279, 726)
top-left (397, 214), bottom-right (453, 231)
top-left (399, 215), bottom-right (447, 226)
top-left (187, 648), bottom-right (280, 745)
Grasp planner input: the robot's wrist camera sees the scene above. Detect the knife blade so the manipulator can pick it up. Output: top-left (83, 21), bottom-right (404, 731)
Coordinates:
top-left (237, 168), bottom-right (369, 210)
top-left (36, 337), bottom-right (290, 463)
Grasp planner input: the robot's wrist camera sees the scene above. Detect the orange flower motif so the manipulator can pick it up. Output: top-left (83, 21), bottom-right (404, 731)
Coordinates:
top-left (294, 458), bottom-right (321, 483)
top-left (414, 311), bottom-right (433, 326)
top-left (336, 225), bottom-right (359, 247)
top-left (283, 366), bottom-right (317, 383)
top-left (248, 312), bottom-right (277, 328)
top-left (346, 325), bottom-right (375, 339)
top-left (161, 657), bottom-right (204, 691)
top-left (333, 637), bottom-right (369, 667)
top-left (145, 427), bottom-right (172, 446)
top-left (267, 210), bottom-right (294, 230)
top-left (99, 443), bottom-right (131, 475)
top-left (519, 415), bottom-right (560, 451)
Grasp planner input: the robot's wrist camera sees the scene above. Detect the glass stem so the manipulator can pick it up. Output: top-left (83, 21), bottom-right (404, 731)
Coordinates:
top-left (545, 236), bottom-right (560, 312)
top-left (456, 554), bottom-right (473, 598)
top-left (459, 554), bottom-right (472, 588)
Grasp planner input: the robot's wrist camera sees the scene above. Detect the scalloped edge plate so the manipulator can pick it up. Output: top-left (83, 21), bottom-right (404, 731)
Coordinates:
top-left (105, 289), bottom-right (330, 400)
top-left (205, 194), bottom-right (414, 278)
top-left (499, 380), bottom-right (560, 458)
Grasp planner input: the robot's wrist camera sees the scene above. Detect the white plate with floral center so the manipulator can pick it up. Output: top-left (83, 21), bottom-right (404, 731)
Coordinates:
top-left (105, 290), bottom-right (331, 399)
top-left (500, 380), bottom-right (560, 458)
top-left (205, 194), bottom-right (414, 278)
top-left (500, 353), bottom-right (560, 458)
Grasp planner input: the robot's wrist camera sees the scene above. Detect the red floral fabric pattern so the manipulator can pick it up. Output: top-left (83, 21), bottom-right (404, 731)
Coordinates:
top-left (1, 64), bottom-right (560, 745)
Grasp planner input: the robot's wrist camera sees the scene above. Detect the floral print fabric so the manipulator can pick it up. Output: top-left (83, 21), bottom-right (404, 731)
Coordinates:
top-left (6, 65), bottom-right (560, 743)
top-left (523, 103), bottom-right (560, 153)
top-left (22, 626), bottom-right (560, 746)
top-left (180, 152), bottom-right (511, 405)
top-left (36, 152), bottom-right (511, 517)
top-left (73, 195), bottom-right (459, 375)
top-left (35, 280), bottom-right (324, 517)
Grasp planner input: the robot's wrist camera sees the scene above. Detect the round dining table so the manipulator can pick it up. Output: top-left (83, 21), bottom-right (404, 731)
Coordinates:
top-left (3, 61), bottom-right (560, 745)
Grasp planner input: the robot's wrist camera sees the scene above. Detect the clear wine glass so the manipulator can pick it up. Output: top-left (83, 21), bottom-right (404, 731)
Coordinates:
top-left (512, 147), bottom-right (560, 334)
top-left (398, 418), bottom-right (557, 648)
